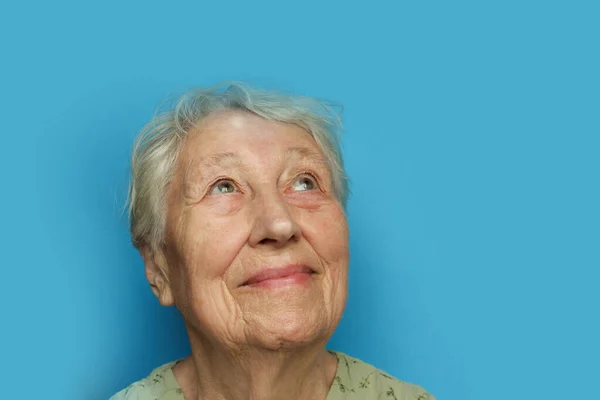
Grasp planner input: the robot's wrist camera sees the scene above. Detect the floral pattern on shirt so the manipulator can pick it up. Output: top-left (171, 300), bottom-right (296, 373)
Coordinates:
top-left (109, 351), bottom-right (435, 400)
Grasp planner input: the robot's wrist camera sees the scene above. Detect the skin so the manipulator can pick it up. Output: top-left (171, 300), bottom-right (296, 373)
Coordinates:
top-left (141, 110), bottom-right (350, 400)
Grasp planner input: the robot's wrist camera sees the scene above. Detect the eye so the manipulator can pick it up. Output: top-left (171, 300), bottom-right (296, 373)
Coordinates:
top-left (291, 173), bottom-right (318, 191)
top-left (209, 179), bottom-right (239, 195)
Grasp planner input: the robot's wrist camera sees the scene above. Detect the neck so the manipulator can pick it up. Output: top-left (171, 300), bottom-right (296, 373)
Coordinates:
top-left (173, 331), bottom-right (338, 400)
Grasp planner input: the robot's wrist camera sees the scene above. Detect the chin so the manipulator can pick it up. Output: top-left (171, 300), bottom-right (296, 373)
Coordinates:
top-left (250, 310), bottom-right (331, 351)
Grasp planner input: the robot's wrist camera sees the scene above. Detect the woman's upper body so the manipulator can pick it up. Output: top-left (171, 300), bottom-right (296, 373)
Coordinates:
top-left (110, 351), bottom-right (434, 400)
top-left (112, 82), bottom-right (434, 400)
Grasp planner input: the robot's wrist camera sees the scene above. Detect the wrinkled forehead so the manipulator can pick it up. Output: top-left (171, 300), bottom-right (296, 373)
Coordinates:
top-left (177, 110), bottom-right (330, 181)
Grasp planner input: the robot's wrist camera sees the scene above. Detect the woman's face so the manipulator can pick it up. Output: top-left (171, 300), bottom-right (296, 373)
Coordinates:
top-left (152, 110), bottom-right (349, 350)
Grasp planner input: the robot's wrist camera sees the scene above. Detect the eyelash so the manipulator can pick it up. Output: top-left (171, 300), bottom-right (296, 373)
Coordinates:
top-left (208, 177), bottom-right (241, 195)
top-left (296, 171), bottom-right (320, 187)
top-left (207, 171), bottom-right (320, 195)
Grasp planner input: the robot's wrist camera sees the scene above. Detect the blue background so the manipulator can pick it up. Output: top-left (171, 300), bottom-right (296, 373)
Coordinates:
top-left (1, 1), bottom-right (598, 399)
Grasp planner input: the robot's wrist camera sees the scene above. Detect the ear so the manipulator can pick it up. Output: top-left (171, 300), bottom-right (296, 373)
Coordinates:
top-left (140, 244), bottom-right (175, 307)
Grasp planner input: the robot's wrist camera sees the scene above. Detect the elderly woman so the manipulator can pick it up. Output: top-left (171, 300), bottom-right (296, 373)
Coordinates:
top-left (110, 83), bottom-right (434, 400)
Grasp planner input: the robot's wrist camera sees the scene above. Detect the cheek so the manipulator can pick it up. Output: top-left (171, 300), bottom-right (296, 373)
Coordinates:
top-left (202, 193), bottom-right (245, 215)
top-left (302, 208), bottom-right (349, 264)
top-left (178, 209), bottom-right (249, 280)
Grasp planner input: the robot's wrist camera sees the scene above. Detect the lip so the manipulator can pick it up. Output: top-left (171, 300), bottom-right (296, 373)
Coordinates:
top-left (242, 264), bottom-right (315, 287)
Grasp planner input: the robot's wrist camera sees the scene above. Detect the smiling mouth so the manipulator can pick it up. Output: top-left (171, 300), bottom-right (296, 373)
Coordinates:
top-left (242, 264), bottom-right (315, 289)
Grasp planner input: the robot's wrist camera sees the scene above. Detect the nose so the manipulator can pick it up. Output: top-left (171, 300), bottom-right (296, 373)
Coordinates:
top-left (248, 190), bottom-right (302, 248)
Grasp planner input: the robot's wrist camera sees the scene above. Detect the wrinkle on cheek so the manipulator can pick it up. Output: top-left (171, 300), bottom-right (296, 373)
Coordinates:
top-left (173, 208), bottom-right (191, 255)
top-left (220, 279), bottom-right (248, 343)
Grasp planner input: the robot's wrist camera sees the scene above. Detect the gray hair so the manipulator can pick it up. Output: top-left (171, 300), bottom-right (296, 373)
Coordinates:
top-left (127, 82), bottom-right (350, 252)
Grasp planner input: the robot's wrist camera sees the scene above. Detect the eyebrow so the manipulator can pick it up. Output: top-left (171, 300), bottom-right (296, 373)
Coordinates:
top-left (182, 146), bottom-right (331, 197)
top-left (197, 146), bottom-right (327, 169)
top-left (285, 146), bottom-right (327, 162)
top-left (199, 151), bottom-right (241, 169)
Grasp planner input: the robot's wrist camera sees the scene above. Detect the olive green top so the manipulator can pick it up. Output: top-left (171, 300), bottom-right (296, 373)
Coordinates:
top-left (110, 351), bottom-right (435, 399)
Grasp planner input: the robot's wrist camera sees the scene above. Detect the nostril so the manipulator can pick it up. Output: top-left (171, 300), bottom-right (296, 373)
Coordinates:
top-left (258, 238), bottom-right (279, 245)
